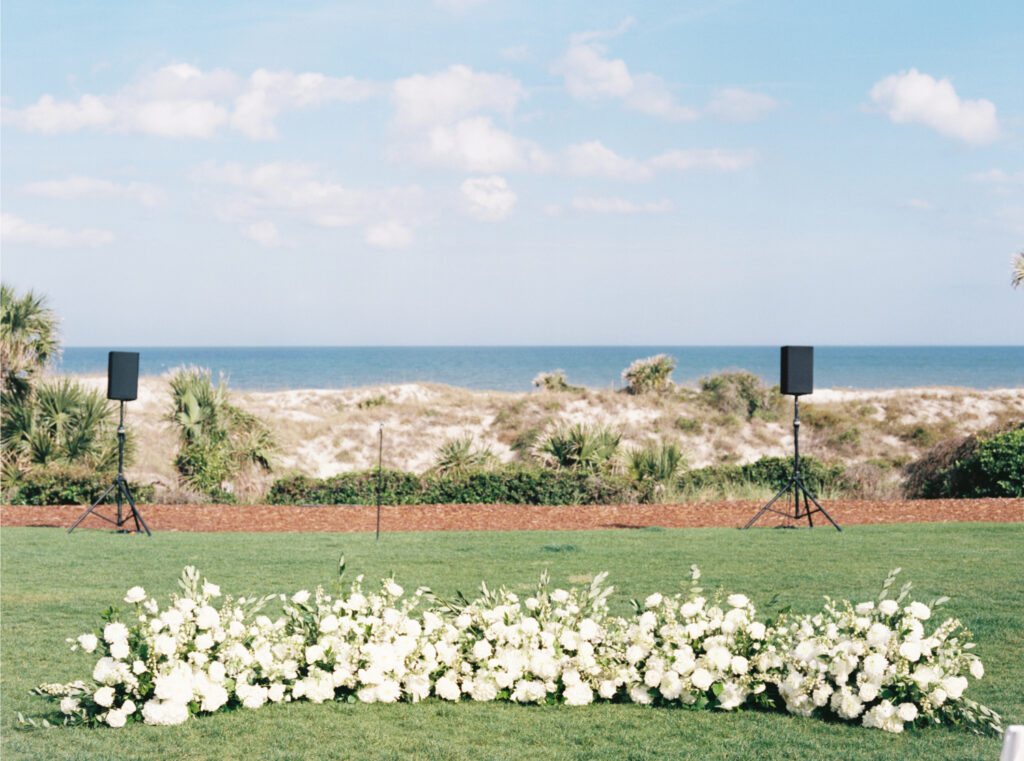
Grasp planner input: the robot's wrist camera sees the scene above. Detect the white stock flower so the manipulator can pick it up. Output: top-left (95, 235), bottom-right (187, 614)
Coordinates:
top-left (195, 633), bottom-right (214, 651)
top-left (124, 587), bottom-right (147, 604)
top-left (854, 601), bottom-right (875, 615)
top-left (866, 623), bottom-right (891, 649)
top-left (77, 633), bottom-right (98, 653)
top-left (726, 594), bottom-right (749, 608)
top-left (551, 589), bottom-right (570, 604)
top-left (472, 639), bottom-right (493, 660)
top-left (202, 582), bottom-right (221, 598)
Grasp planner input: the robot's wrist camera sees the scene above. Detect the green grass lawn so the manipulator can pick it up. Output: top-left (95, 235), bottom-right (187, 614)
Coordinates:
top-left (2, 522), bottom-right (1021, 761)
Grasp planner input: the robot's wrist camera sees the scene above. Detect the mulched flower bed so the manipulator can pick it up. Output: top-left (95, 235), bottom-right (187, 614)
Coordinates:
top-left (1, 498), bottom-right (1020, 533)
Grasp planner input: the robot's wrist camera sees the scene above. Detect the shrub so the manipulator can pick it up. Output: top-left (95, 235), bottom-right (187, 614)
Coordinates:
top-left (699, 371), bottom-right (781, 420)
top-left (357, 394), bottom-right (388, 409)
top-left (167, 367), bottom-right (275, 501)
top-left (4, 465), bottom-right (155, 505)
top-left (622, 354), bottom-right (675, 394)
top-left (267, 466), bottom-right (640, 506)
top-left (676, 456), bottom-right (850, 498)
top-left (430, 436), bottom-right (496, 476)
top-left (905, 425), bottom-right (1024, 498)
top-left (626, 442), bottom-right (686, 501)
top-left (532, 370), bottom-right (582, 392)
top-left (538, 423), bottom-right (621, 472)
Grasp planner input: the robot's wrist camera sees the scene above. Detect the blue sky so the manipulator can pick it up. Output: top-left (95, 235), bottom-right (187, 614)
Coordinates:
top-left (2, 0), bottom-right (1021, 346)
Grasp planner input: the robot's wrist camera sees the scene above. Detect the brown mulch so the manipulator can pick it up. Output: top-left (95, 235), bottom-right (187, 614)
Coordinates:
top-left (1, 499), bottom-right (1021, 534)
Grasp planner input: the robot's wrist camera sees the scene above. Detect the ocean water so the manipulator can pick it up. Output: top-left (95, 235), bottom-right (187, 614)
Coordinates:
top-left (55, 346), bottom-right (1023, 392)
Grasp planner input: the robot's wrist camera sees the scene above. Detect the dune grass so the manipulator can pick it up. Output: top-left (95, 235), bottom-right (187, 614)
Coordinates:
top-left (2, 522), bottom-right (1021, 760)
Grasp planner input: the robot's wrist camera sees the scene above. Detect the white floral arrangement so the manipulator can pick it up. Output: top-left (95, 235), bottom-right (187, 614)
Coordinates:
top-left (22, 563), bottom-right (1002, 736)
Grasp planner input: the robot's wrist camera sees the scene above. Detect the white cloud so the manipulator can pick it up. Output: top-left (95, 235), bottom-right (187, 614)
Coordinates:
top-left (706, 88), bottom-right (778, 121)
top-left (1, 213), bottom-right (114, 248)
top-left (425, 117), bottom-right (548, 173)
top-left (553, 21), bottom-right (697, 121)
top-left (565, 140), bottom-right (653, 182)
top-left (460, 175), bottom-right (517, 221)
top-left (969, 168), bottom-right (1024, 185)
top-left (4, 64), bottom-right (378, 140)
top-left (243, 221), bottom-right (282, 247)
top-left (648, 148), bottom-right (758, 172)
top-left (22, 175), bottom-right (165, 206)
top-left (869, 68), bottom-right (999, 145)
top-left (571, 196), bottom-right (674, 214)
top-left (392, 65), bottom-right (524, 127)
top-left (903, 198), bottom-right (934, 211)
top-left (193, 161), bottom-right (424, 247)
top-left (364, 220), bottom-right (413, 249)
top-left (565, 141), bottom-right (757, 181)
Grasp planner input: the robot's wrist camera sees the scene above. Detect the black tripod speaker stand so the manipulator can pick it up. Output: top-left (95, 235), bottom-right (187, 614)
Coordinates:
top-left (68, 400), bottom-right (150, 535)
top-left (742, 395), bottom-right (841, 531)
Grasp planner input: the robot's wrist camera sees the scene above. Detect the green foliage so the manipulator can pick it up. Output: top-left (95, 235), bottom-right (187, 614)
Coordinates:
top-left (357, 394), bottom-right (388, 409)
top-left (4, 465), bottom-right (155, 505)
top-left (907, 427), bottom-right (1024, 498)
top-left (538, 423), bottom-right (621, 471)
top-left (0, 283), bottom-right (60, 402)
top-left (626, 441), bottom-right (686, 501)
top-left (166, 367), bottom-right (275, 501)
top-left (674, 416), bottom-right (702, 434)
top-left (1012, 251), bottom-right (1024, 289)
top-left (532, 370), bottom-right (582, 392)
top-left (431, 436), bottom-right (496, 476)
top-left (267, 466), bottom-right (639, 506)
top-left (621, 354), bottom-right (675, 395)
top-left (677, 456), bottom-right (851, 498)
top-left (699, 371), bottom-right (782, 420)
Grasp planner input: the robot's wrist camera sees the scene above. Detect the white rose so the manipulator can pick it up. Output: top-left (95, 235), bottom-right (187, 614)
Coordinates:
top-left (385, 581), bottom-right (404, 597)
top-left (202, 582), bottom-right (221, 598)
top-left (747, 622), bottom-right (766, 640)
top-left (525, 598), bottom-right (539, 611)
top-left (878, 600), bottom-right (899, 616)
top-left (564, 682), bottom-right (593, 706)
top-left (94, 686), bottom-right (116, 707)
top-left (928, 688), bottom-right (947, 706)
top-left (472, 639), bottom-right (493, 660)
top-left (291, 590), bottom-right (311, 605)
top-left (110, 640), bottom-right (130, 660)
top-left (727, 594), bottom-right (749, 608)
top-left (898, 641), bottom-right (922, 662)
top-left (730, 656), bottom-right (749, 675)
top-left (103, 622), bottom-right (129, 644)
top-left (906, 602), bottom-right (930, 620)
top-left (195, 633), bottom-right (214, 651)
top-left (644, 593), bottom-right (663, 608)
top-left (854, 601), bottom-right (875, 615)
top-left (969, 659), bottom-right (985, 679)
top-left (319, 614), bottom-right (339, 634)
top-left (122, 699), bottom-right (136, 715)
top-left (550, 589), bottom-right (569, 604)
top-left (154, 633), bottom-right (177, 657)
top-left (897, 702), bottom-right (918, 722)
top-left (859, 682), bottom-right (879, 702)
top-left (60, 697), bottom-right (80, 714)
top-left (691, 668), bottom-right (713, 690)
top-left (77, 633), bottom-right (99, 653)
top-left (106, 709), bottom-right (127, 728)
top-left (195, 606), bottom-right (220, 630)
top-left (941, 676), bottom-right (967, 700)
top-left (124, 586), bottom-right (147, 604)
top-left (133, 660), bottom-right (147, 675)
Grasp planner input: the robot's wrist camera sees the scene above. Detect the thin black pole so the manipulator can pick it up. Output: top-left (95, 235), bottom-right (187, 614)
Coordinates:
top-left (376, 423), bottom-right (383, 541)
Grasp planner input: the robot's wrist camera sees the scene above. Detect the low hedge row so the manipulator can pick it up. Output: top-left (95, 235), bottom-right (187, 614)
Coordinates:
top-left (267, 457), bottom-right (848, 506)
top-left (3, 467), bottom-right (157, 506)
top-left (905, 426), bottom-right (1024, 498)
top-left (267, 467), bottom-right (642, 506)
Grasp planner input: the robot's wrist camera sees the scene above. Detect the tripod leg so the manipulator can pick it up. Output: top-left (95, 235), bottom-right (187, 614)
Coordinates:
top-left (797, 479), bottom-right (841, 532)
top-left (805, 490), bottom-right (813, 527)
top-left (67, 481), bottom-right (118, 533)
top-left (742, 479), bottom-right (794, 529)
top-left (120, 481), bottom-right (151, 536)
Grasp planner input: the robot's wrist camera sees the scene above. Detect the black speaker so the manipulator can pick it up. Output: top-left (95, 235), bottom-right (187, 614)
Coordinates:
top-left (107, 351), bottom-right (139, 401)
top-left (780, 346), bottom-right (813, 396)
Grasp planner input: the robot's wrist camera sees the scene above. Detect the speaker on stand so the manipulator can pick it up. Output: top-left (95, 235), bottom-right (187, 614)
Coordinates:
top-left (68, 351), bottom-right (151, 535)
top-left (743, 346), bottom-right (841, 531)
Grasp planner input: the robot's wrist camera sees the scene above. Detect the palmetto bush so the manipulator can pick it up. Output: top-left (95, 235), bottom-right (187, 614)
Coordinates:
top-left (1, 379), bottom-right (125, 499)
top-left (699, 371), bottom-right (782, 420)
top-left (625, 441), bottom-right (686, 501)
top-left (167, 367), bottom-right (275, 502)
top-left (621, 354), bottom-right (675, 395)
top-left (538, 423), bottom-right (621, 472)
top-left (431, 436), bottom-right (496, 476)
top-left (0, 283), bottom-right (60, 402)
top-left (532, 370), bottom-right (582, 392)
